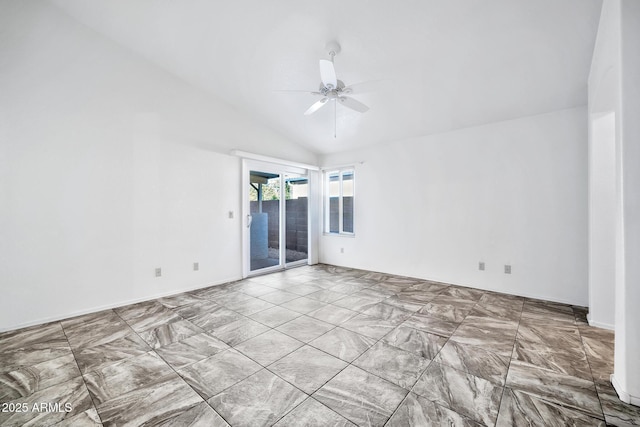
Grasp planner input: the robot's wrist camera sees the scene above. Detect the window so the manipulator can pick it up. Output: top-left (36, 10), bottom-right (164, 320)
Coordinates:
top-left (324, 168), bottom-right (354, 235)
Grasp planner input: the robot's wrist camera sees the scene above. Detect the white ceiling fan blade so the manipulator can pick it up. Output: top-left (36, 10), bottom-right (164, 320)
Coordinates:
top-left (274, 90), bottom-right (323, 95)
top-left (338, 96), bottom-right (369, 113)
top-left (319, 59), bottom-right (337, 88)
top-left (304, 98), bottom-right (329, 115)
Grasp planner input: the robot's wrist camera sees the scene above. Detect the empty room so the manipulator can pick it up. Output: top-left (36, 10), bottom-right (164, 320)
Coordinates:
top-left (1, 0), bottom-right (639, 426)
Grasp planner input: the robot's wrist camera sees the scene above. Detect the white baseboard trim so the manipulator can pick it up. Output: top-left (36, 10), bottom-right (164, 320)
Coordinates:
top-left (587, 314), bottom-right (615, 330)
top-left (0, 276), bottom-right (242, 333)
top-left (611, 374), bottom-right (640, 406)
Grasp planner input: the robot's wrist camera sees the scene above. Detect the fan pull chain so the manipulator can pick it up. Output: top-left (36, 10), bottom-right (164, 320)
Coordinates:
top-left (334, 99), bottom-right (337, 138)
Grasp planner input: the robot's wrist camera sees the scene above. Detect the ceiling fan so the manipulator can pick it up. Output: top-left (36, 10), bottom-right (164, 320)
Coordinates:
top-left (280, 41), bottom-right (370, 137)
top-left (304, 42), bottom-right (370, 117)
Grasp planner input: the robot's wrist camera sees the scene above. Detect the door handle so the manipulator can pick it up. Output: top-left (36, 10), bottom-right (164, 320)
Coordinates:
top-left (247, 214), bottom-right (252, 228)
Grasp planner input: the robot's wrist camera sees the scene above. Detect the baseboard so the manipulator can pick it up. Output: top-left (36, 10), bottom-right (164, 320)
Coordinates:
top-left (587, 314), bottom-right (615, 330)
top-left (611, 374), bottom-right (640, 406)
top-left (0, 276), bottom-right (242, 333)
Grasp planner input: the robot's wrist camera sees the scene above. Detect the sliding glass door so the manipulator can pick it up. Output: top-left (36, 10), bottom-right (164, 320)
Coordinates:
top-left (244, 161), bottom-right (309, 275)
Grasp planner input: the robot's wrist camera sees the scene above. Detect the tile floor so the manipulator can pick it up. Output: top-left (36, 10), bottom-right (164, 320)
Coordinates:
top-left (1, 264), bottom-right (639, 426)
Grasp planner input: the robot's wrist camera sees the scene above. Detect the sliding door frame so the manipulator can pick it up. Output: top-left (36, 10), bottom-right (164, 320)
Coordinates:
top-left (242, 158), bottom-right (317, 278)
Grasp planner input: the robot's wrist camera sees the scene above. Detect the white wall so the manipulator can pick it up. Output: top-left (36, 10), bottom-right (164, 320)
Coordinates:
top-left (587, 112), bottom-right (616, 329)
top-left (615, 0), bottom-right (640, 406)
top-left (588, 0), bottom-right (640, 405)
top-left (320, 108), bottom-right (588, 305)
top-left (588, 0), bottom-right (620, 330)
top-left (0, 1), bottom-right (316, 331)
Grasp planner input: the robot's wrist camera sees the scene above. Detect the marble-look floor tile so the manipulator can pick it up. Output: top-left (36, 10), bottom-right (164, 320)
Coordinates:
top-left (62, 310), bottom-right (132, 349)
top-left (154, 332), bottom-right (228, 371)
top-left (408, 281), bottom-right (449, 293)
top-left (190, 284), bottom-right (233, 299)
top-left (438, 286), bottom-right (484, 301)
top-left (332, 295), bottom-right (382, 313)
top-left (328, 283), bottom-right (368, 295)
top-left (596, 381), bottom-right (640, 426)
top-left (413, 362), bottom-right (503, 426)
top-left (308, 305), bottom-right (359, 325)
top-left (236, 282), bottom-right (278, 297)
top-left (208, 317), bottom-right (270, 346)
top-left (280, 297), bottom-right (328, 314)
top-left (516, 319), bottom-right (582, 348)
top-left (173, 300), bottom-right (220, 320)
top-left (73, 333), bottom-right (150, 374)
top-left (383, 295), bottom-right (424, 312)
top-left (225, 296), bottom-right (275, 316)
top-left (157, 292), bottom-right (204, 309)
top-left (276, 316), bottom-right (335, 343)
top-left (274, 397), bottom-right (355, 426)
top-left (382, 326), bottom-right (447, 359)
top-left (234, 330), bottom-right (303, 366)
top-left (0, 322), bottom-right (66, 354)
top-left (0, 376), bottom-right (92, 427)
top-left (521, 300), bottom-right (576, 324)
top-left (580, 329), bottom-right (615, 384)
top-left (306, 289), bottom-right (349, 303)
top-left (430, 295), bottom-right (478, 309)
top-left (469, 304), bottom-right (522, 322)
top-left (0, 353), bottom-right (80, 403)
top-left (387, 392), bottom-right (481, 427)
top-left (83, 351), bottom-right (175, 405)
top-left (258, 290), bottom-right (300, 305)
top-left (362, 303), bottom-right (412, 323)
top-left (309, 327), bottom-right (377, 362)
top-left (0, 344), bottom-right (75, 379)
top-left (55, 407), bottom-right (102, 426)
top-left (505, 360), bottom-right (602, 418)
top-left (96, 376), bottom-right (202, 426)
top-left (285, 283), bottom-right (324, 296)
top-left (115, 302), bottom-right (180, 333)
top-left (249, 305), bottom-right (301, 328)
top-left (393, 290), bottom-right (438, 305)
top-left (357, 288), bottom-right (395, 299)
top-left (449, 321), bottom-right (517, 357)
top-left (268, 345), bottom-right (348, 394)
top-left (178, 348), bottom-right (261, 399)
top-left (209, 369), bottom-right (307, 427)
top-left (138, 319), bottom-right (203, 349)
top-left (434, 340), bottom-right (510, 386)
top-left (402, 313), bottom-right (459, 337)
top-left (512, 339), bottom-right (592, 380)
top-left (188, 306), bottom-right (245, 331)
top-left (306, 278), bottom-right (346, 290)
top-left (155, 401), bottom-right (229, 427)
top-left (210, 291), bottom-right (254, 307)
top-left (354, 342), bottom-right (430, 389)
top-left (418, 301), bottom-right (473, 323)
top-left (314, 365), bottom-right (407, 427)
top-left (478, 292), bottom-right (524, 308)
top-left (340, 314), bottom-right (399, 340)
top-left (496, 387), bottom-right (605, 426)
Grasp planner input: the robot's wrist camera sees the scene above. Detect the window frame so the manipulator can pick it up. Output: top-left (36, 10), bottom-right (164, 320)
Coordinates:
top-left (323, 167), bottom-right (355, 236)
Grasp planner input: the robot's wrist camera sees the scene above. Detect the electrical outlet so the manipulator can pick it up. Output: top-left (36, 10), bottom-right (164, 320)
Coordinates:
top-left (155, 268), bottom-right (162, 277)
top-left (228, 211), bottom-right (234, 219)
top-left (479, 262), bottom-right (485, 271)
top-left (340, 247), bottom-right (344, 254)
top-left (504, 265), bottom-right (512, 274)
top-left (193, 262), bottom-right (199, 271)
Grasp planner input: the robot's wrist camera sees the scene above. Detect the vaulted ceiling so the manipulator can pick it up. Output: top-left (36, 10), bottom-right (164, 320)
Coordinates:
top-left (50, 0), bottom-right (602, 154)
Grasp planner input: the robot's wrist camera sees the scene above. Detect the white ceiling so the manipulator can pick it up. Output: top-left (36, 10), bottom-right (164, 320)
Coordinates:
top-left (50, 0), bottom-right (602, 155)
